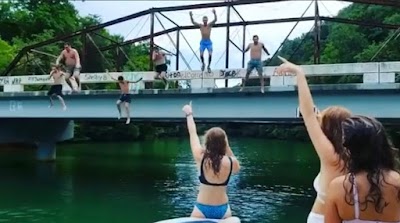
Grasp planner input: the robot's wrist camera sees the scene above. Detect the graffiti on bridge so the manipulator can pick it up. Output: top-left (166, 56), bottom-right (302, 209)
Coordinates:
top-left (0, 77), bottom-right (22, 85)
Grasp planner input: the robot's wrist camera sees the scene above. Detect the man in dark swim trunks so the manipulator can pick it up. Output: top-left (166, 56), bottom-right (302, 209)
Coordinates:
top-left (48, 65), bottom-right (67, 110)
top-left (108, 73), bottom-right (142, 125)
top-left (152, 47), bottom-right (169, 89)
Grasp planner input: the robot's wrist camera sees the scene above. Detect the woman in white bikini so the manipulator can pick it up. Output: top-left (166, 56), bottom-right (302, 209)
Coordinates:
top-left (275, 56), bottom-right (352, 223)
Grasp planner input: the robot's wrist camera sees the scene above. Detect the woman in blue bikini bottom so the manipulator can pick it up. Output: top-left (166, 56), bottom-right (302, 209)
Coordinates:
top-left (182, 101), bottom-right (240, 221)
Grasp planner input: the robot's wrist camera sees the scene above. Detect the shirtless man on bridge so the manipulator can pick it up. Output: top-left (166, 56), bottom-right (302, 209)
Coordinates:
top-left (190, 9), bottom-right (217, 73)
top-left (240, 35), bottom-right (270, 93)
top-left (56, 42), bottom-right (81, 92)
top-left (107, 72), bottom-right (143, 125)
top-left (48, 64), bottom-right (67, 111)
top-left (152, 47), bottom-right (169, 90)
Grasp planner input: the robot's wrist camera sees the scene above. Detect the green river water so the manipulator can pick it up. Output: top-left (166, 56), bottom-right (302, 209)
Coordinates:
top-left (0, 138), bottom-right (319, 223)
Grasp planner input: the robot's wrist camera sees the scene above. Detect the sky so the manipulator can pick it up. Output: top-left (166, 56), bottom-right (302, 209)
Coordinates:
top-left (71, 0), bottom-right (351, 86)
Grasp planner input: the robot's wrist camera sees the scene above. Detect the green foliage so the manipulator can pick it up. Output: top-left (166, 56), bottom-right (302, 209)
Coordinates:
top-left (0, 38), bottom-right (15, 73)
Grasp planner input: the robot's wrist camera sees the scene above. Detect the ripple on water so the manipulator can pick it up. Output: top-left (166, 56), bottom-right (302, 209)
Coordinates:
top-left (0, 207), bottom-right (58, 222)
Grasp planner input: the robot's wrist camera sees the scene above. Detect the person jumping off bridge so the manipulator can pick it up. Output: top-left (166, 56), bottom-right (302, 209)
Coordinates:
top-left (107, 72), bottom-right (143, 125)
top-left (190, 9), bottom-right (217, 73)
top-left (56, 42), bottom-right (82, 92)
top-left (240, 35), bottom-right (270, 93)
top-left (48, 64), bottom-right (67, 111)
top-left (152, 47), bottom-right (170, 90)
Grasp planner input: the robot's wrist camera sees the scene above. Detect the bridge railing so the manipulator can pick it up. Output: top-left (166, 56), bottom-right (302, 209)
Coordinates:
top-left (0, 61), bottom-right (399, 92)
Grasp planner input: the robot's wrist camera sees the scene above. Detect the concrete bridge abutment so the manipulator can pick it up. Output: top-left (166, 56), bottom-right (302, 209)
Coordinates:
top-left (0, 119), bottom-right (74, 161)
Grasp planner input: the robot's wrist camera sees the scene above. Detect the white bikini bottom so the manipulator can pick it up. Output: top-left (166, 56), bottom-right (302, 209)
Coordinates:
top-left (307, 212), bottom-right (324, 223)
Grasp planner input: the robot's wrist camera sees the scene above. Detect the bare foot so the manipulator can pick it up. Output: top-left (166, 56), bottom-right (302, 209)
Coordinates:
top-left (48, 105), bottom-right (53, 108)
top-left (261, 88), bottom-right (264, 94)
top-left (125, 118), bottom-right (131, 125)
top-left (118, 114), bottom-right (121, 120)
top-left (62, 106), bottom-right (67, 111)
top-left (239, 87), bottom-right (243, 92)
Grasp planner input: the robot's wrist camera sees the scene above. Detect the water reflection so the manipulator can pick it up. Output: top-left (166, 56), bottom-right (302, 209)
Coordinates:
top-left (0, 138), bottom-right (319, 223)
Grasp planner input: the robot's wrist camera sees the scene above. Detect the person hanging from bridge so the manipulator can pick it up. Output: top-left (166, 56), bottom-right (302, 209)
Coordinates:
top-left (107, 72), bottom-right (143, 125)
top-left (48, 64), bottom-right (67, 111)
top-left (182, 101), bottom-right (240, 221)
top-left (240, 35), bottom-right (270, 93)
top-left (190, 9), bottom-right (217, 73)
top-left (56, 42), bottom-right (81, 92)
top-left (152, 47), bottom-right (170, 90)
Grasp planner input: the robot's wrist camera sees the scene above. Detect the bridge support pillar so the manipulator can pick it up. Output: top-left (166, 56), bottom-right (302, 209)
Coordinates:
top-left (0, 119), bottom-right (74, 161)
top-left (36, 142), bottom-right (56, 161)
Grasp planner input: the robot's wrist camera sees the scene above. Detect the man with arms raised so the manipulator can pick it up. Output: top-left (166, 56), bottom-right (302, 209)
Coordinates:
top-left (190, 9), bottom-right (217, 73)
top-left (56, 42), bottom-right (81, 92)
top-left (240, 35), bottom-right (270, 93)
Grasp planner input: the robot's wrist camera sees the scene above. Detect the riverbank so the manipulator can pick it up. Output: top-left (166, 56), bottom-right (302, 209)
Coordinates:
top-left (1, 122), bottom-right (399, 149)
top-left (74, 122), bottom-right (400, 145)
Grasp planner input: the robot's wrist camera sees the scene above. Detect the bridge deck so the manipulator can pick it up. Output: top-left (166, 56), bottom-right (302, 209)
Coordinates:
top-left (0, 83), bottom-right (399, 121)
top-left (1, 83), bottom-right (400, 98)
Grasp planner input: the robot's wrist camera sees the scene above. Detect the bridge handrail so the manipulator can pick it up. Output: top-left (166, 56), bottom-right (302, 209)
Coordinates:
top-left (0, 61), bottom-right (398, 87)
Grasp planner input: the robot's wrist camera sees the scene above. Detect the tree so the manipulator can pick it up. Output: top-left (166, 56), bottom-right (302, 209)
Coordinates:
top-left (0, 38), bottom-right (15, 73)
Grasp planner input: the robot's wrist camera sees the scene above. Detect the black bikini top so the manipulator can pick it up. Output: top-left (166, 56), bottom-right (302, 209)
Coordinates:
top-left (198, 156), bottom-right (233, 186)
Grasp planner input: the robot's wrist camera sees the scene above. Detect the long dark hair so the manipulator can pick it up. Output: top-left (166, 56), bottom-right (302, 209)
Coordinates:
top-left (319, 106), bottom-right (352, 169)
top-left (342, 115), bottom-right (399, 213)
top-left (203, 127), bottom-right (227, 175)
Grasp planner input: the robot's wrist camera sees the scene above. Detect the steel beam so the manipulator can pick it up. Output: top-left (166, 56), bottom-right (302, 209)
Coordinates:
top-left (158, 12), bottom-right (179, 27)
top-left (242, 25), bottom-right (246, 68)
top-left (321, 16), bottom-right (400, 30)
top-left (229, 39), bottom-right (242, 52)
top-left (153, 0), bottom-right (288, 13)
top-left (232, 5), bottom-right (245, 22)
top-left (314, 0), bottom-right (320, 64)
top-left (176, 30), bottom-right (180, 70)
top-left (341, 0), bottom-right (400, 7)
top-left (225, 5), bottom-right (231, 88)
top-left (149, 12), bottom-right (155, 71)
top-left (101, 16), bottom-right (317, 51)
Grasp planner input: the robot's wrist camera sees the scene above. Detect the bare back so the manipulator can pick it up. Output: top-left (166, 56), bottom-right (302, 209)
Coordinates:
top-left (154, 52), bottom-right (166, 65)
top-left (51, 70), bottom-right (64, 85)
top-left (200, 24), bottom-right (212, 40)
top-left (249, 43), bottom-right (264, 60)
top-left (332, 171), bottom-right (400, 221)
top-left (118, 81), bottom-right (130, 94)
top-left (62, 49), bottom-right (78, 67)
top-left (197, 155), bottom-right (232, 205)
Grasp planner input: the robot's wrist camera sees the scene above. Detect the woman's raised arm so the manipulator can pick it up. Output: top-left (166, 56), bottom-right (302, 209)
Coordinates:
top-left (275, 56), bottom-right (336, 164)
top-left (182, 101), bottom-right (204, 164)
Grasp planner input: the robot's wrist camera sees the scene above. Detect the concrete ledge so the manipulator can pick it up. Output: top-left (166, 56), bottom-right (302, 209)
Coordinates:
top-left (0, 83), bottom-right (400, 98)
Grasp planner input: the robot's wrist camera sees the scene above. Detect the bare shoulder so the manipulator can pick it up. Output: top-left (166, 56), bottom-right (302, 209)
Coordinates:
top-left (386, 170), bottom-right (400, 187)
top-left (330, 175), bottom-right (347, 195)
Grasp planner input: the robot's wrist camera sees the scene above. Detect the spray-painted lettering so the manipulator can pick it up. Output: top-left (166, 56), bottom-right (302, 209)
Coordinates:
top-left (27, 76), bottom-right (49, 83)
top-left (219, 69), bottom-right (241, 78)
top-left (0, 77), bottom-right (23, 85)
top-left (166, 71), bottom-right (217, 79)
top-left (83, 73), bottom-right (109, 81)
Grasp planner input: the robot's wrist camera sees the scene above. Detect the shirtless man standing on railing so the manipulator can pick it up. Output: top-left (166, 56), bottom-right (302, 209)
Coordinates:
top-left (240, 35), bottom-right (270, 93)
top-left (190, 9), bottom-right (217, 73)
top-left (56, 42), bottom-right (81, 92)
